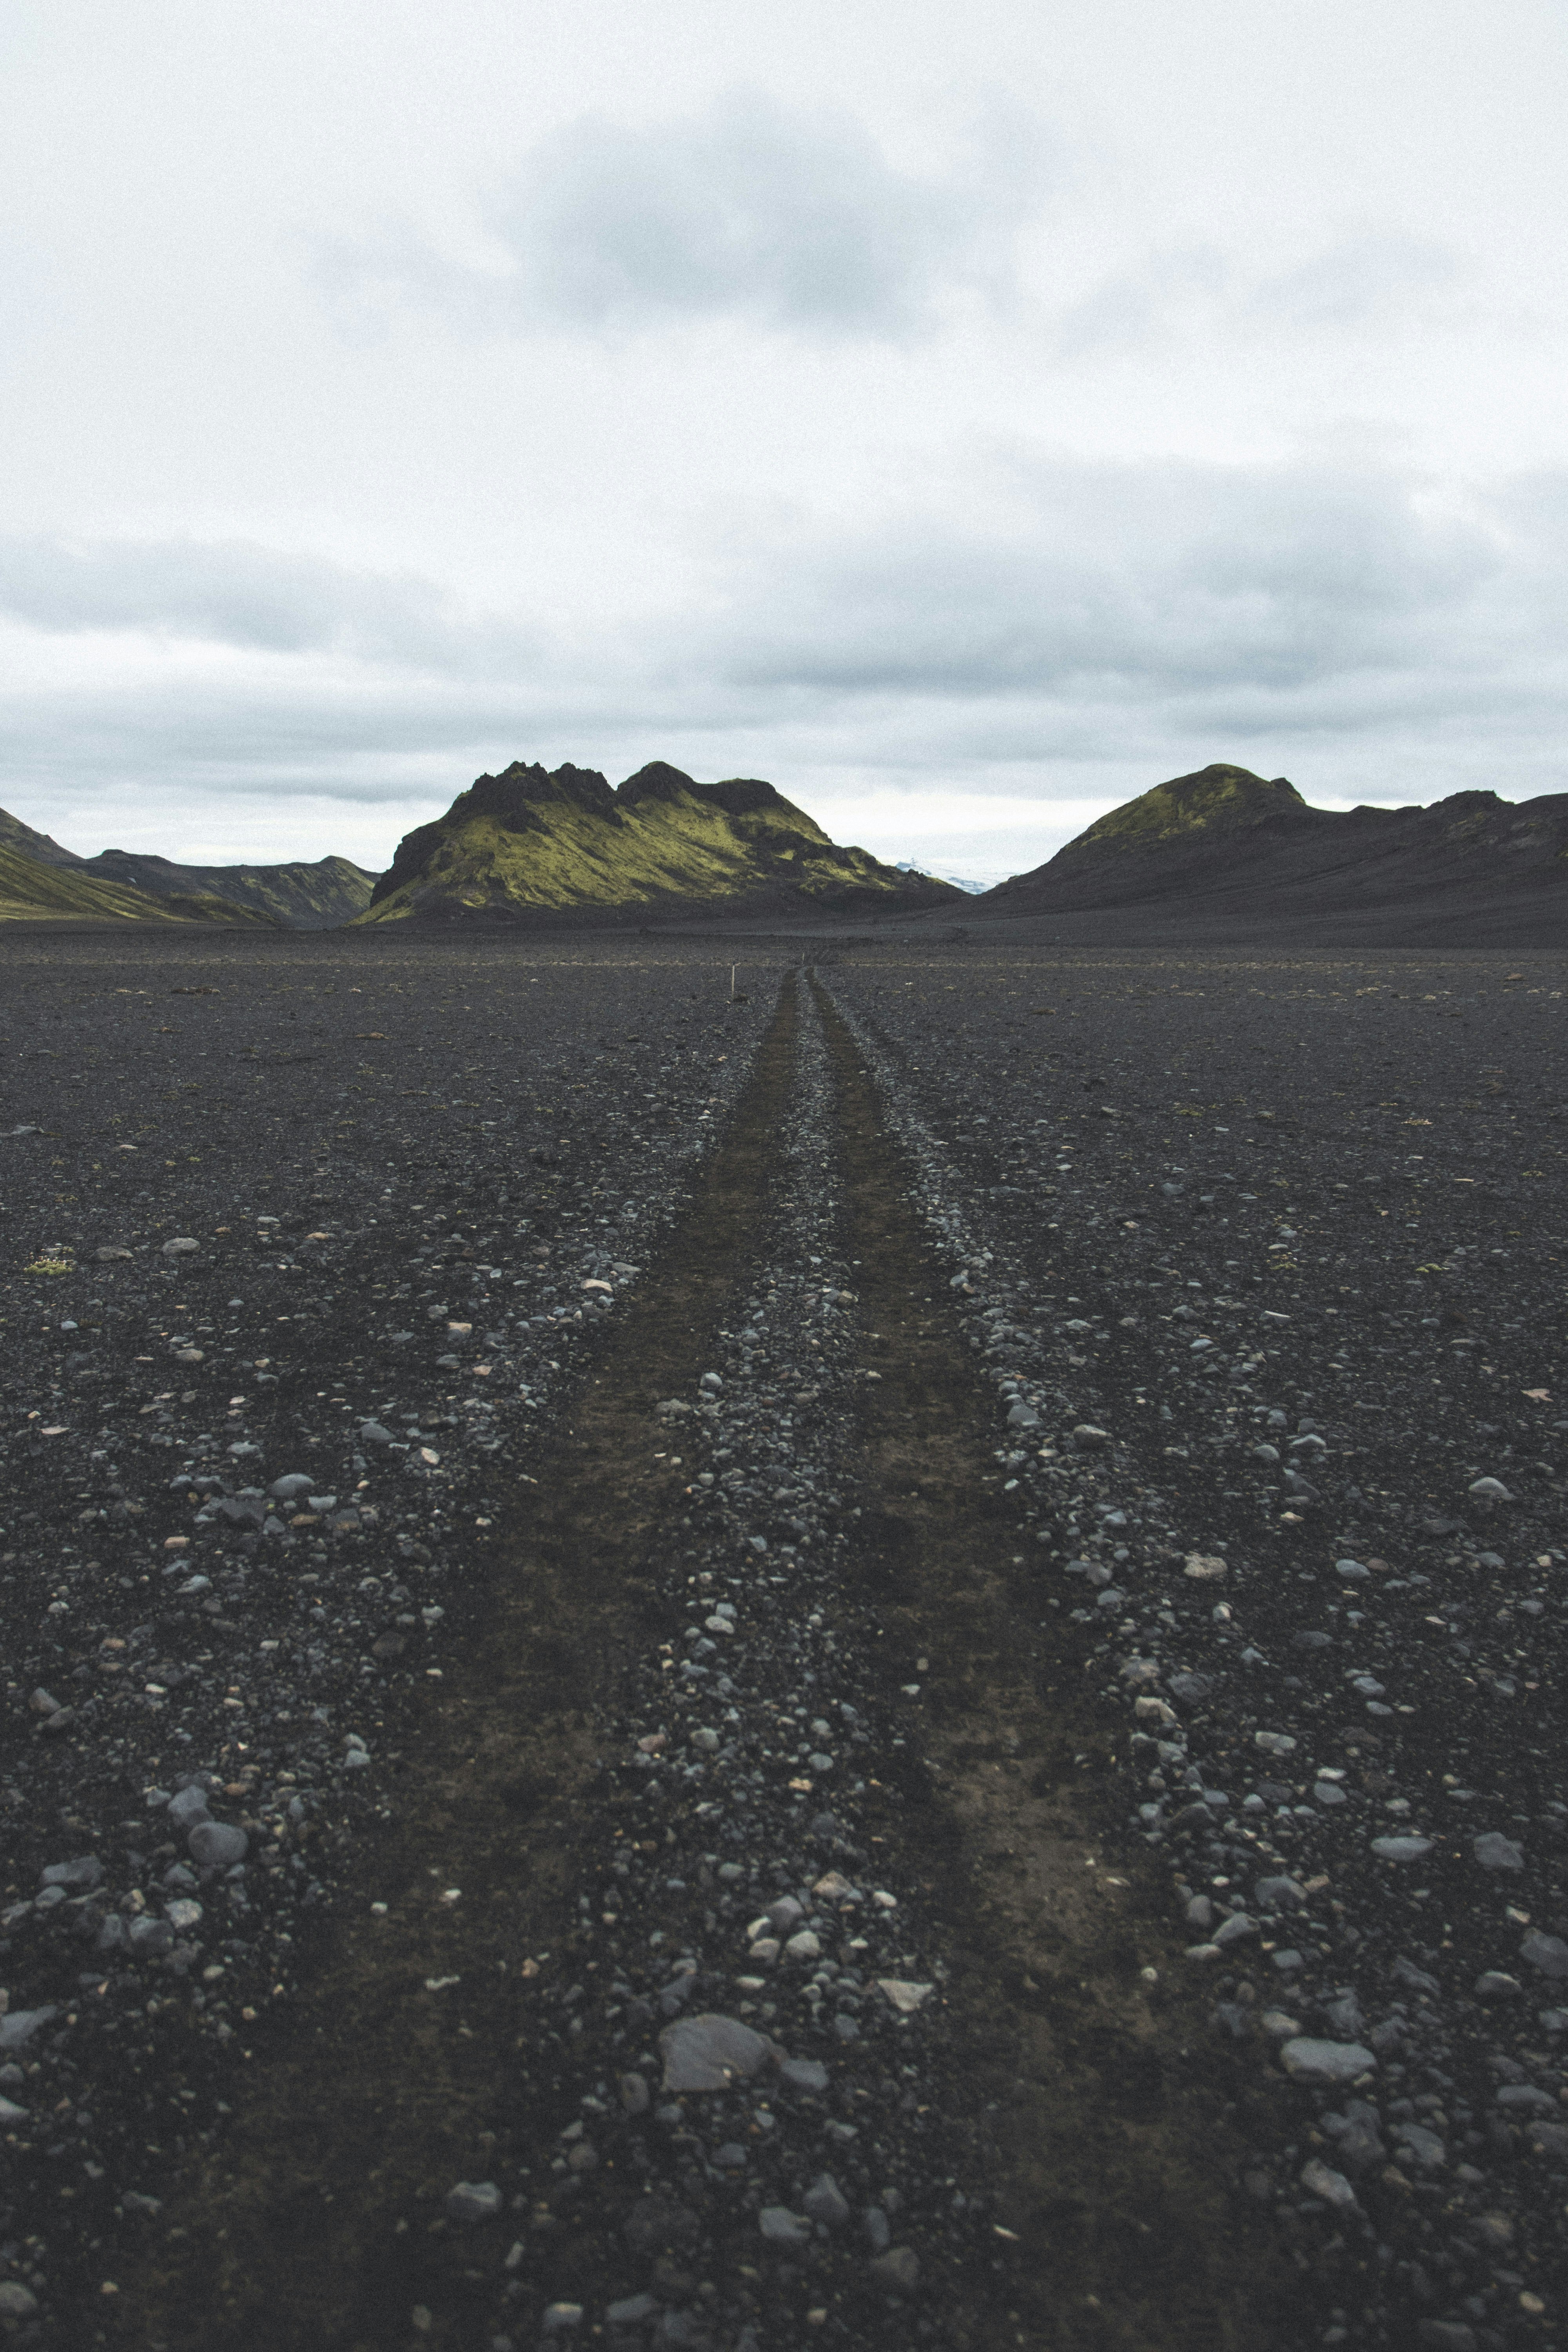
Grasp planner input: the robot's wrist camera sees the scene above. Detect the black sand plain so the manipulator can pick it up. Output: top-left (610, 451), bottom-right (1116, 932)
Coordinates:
top-left (0, 922), bottom-right (1564, 2352)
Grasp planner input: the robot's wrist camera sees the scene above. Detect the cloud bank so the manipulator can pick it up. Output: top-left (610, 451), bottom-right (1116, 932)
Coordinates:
top-left (3, 449), bottom-right (1566, 871)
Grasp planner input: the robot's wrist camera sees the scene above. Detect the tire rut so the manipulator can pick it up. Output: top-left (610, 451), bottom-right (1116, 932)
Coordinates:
top-left (813, 974), bottom-right (1302, 2350)
top-left (113, 975), bottom-right (800, 2352)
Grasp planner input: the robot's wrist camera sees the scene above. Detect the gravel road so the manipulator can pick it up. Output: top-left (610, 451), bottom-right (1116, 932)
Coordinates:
top-left (0, 931), bottom-right (1562, 2352)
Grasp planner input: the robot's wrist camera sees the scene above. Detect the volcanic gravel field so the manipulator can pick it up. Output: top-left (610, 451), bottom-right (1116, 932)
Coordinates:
top-left (0, 929), bottom-right (1564, 2352)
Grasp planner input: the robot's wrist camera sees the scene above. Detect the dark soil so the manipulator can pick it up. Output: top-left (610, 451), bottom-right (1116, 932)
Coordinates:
top-left (0, 930), bottom-right (1562, 2352)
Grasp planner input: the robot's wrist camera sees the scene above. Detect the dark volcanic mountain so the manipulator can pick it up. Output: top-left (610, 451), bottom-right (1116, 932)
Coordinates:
top-left (358, 759), bottom-right (962, 924)
top-left (979, 764), bottom-right (1568, 944)
top-left (78, 849), bottom-right (376, 929)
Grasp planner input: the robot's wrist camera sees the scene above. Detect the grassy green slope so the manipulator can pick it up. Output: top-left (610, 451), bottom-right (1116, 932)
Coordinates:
top-left (0, 844), bottom-right (277, 925)
top-left (0, 807), bottom-right (82, 866)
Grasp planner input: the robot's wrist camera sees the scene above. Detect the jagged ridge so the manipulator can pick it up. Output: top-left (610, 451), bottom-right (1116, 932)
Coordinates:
top-left (358, 759), bottom-right (960, 924)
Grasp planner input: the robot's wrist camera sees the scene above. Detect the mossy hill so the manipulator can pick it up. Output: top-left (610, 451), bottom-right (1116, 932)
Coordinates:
top-left (0, 841), bottom-right (281, 926)
top-left (358, 760), bottom-right (961, 924)
top-left (978, 762), bottom-right (1568, 944)
top-left (76, 849), bottom-right (375, 929)
top-left (1060, 764), bottom-right (1311, 856)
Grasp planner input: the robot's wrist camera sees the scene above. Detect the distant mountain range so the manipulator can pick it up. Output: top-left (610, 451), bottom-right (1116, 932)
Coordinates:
top-left (0, 805), bottom-right (375, 928)
top-left (1, 759), bottom-right (1562, 940)
top-left (894, 860), bottom-right (989, 895)
top-left (358, 760), bottom-right (960, 924)
top-left (977, 764), bottom-right (1568, 945)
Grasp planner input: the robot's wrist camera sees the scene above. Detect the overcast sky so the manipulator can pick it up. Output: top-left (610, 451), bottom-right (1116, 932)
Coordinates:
top-left (4, 0), bottom-right (1568, 880)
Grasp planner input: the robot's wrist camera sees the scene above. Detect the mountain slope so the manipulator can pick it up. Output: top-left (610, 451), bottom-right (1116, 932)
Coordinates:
top-left (358, 759), bottom-right (961, 924)
top-left (978, 764), bottom-right (1568, 944)
top-left (0, 842), bottom-right (280, 926)
top-left (78, 849), bottom-right (376, 929)
top-left (0, 808), bottom-right (83, 867)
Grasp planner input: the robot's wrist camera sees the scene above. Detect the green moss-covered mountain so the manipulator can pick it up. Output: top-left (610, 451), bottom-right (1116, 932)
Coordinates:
top-left (0, 841), bottom-right (280, 926)
top-left (358, 760), bottom-right (962, 924)
top-left (0, 805), bottom-right (377, 927)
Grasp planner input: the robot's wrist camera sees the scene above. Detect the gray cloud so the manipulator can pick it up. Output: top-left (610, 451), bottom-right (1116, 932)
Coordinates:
top-left (714, 457), bottom-right (1522, 717)
top-left (0, 535), bottom-right (538, 675)
top-left (330, 93), bottom-right (1041, 341)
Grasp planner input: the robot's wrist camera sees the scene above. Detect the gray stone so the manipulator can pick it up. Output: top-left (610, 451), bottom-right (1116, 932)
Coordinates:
top-left (1370, 1836), bottom-right (1432, 1863)
top-left (1279, 2038), bottom-right (1377, 2084)
top-left (758, 2206), bottom-right (810, 2244)
top-left (1475, 1972), bottom-right (1523, 2000)
top-left (1521, 1930), bottom-right (1568, 1979)
top-left (1254, 1875), bottom-right (1307, 1913)
top-left (188, 1821), bottom-right (248, 1867)
top-left (1396, 2123), bottom-right (1446, 2171)
top-left (168, 1786), bottom-right (212, 1829)
top-left (541, 2306), bottom-right (583, 2334)
top-left (802, 2172), bottom-right (851, 2227)
top-left (619, 2072), bottom-right (650, 2115)
top-left (268, 1473), bottom-right (315, 1501)
top-left (446, 2180), bottom-right (502, 2223)
top-left (869, 2246), bottom-right (920, 2291)
top-left (1167, 1672), bottom-right (1213, 1702)
top-left (605, 2296), bottom-right (659, 2327)
top-left (659, 2013), bottom-right (779, 2093)
top-left (39, 1855), bottom-right (102, 1891)
top-left (779, 2058), bottom-right (829, 2094)
top-left (358, 1421), bottom-right (396, 1446)
top-left (1417, 2325), bottom-right (1477, 2351)
top-left (864, 2205), bottom-right (891, 2252)
top-left (1313, 1782), bottom-right (1348, 1807)
top-left (0, 2284), bottom-right (39, 2319)
top-left (1494, 2083), bottom-right (1557, 2115)
top-left (1474, 1831), bottom-right (1524, 1871)
top-left (1299, 2156), bottom-right (1357, 2209)
top-left (1213, 1912), bottom-right (1256, 1948)
top-left (0, 2007), bottom-right (57, 2051)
